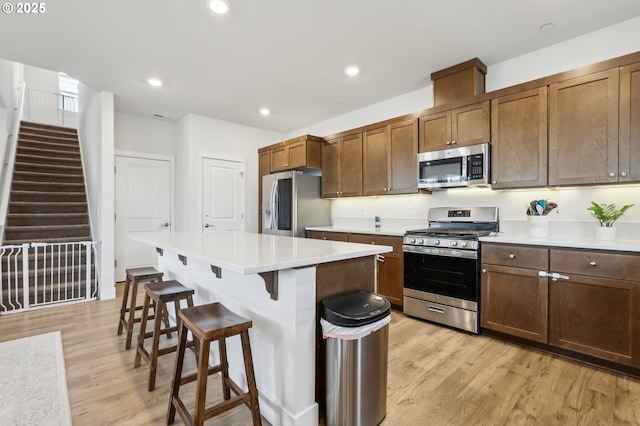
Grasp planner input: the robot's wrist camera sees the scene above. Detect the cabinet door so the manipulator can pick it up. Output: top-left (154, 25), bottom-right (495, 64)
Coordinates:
top-left (388, 119), bottom-right (418, 194)
top-left (491, 88), bottom-right (548, 188)
top-left (270, 145), bottom-right (288, 172)
top-left (619, 62), bottom-right (640, 183)
top-left (321, 139), bottom-right (340, 198)
top-left (480, 264), bottom-right (548, 343)
top-left (287, 142), bottom-right (307, 169)
top-left (451, 101), bottom-right (490, 147)
top-left (549, 69), bottom-right (619, 185)
top-left (340, 133), bottom-right (363, 197)
top-left (362, 126), bottom-right (390, 195)
top-left (419, 111), bottom-right (451, 152)
top-left (377, 252), bottom-right (403, 307)
top-left (548, 275), bottom-right (640, 367)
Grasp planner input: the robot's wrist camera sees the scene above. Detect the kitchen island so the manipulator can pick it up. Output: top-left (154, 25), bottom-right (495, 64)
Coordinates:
top-left (127, 230), bottom-right (392, 426)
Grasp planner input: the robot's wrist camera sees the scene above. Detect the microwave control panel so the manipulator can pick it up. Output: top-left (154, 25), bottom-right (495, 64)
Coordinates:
top-left (468, 154), bottom-right (484, 179)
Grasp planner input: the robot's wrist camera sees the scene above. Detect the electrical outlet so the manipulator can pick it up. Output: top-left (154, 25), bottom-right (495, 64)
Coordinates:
top-left (360, 209), bottom-right (365, 217)
top-left (408, 206), bottom-right (414, 217)
top-left (552, 205), bottom-right (561, 217)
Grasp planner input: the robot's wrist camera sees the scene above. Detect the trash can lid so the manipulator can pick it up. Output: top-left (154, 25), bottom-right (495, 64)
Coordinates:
top-left (321, 290), bottom-right (391, 327)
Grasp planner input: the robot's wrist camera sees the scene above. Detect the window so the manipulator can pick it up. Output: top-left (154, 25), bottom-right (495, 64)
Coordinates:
top-left (59, 73), bottom-right (79, 113)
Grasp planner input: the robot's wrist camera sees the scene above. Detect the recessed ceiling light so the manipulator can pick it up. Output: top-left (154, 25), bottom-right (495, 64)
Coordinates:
top-left (147, 78), bottom-right (163, 87)
top-left (539, 22), bottom-right (554, 32)
top-left (259, 108), bottom-right (271, 116)
top-left (207, 0), bottom-right (229, 14)
top-left (345, 66), bottom-right (360, 77)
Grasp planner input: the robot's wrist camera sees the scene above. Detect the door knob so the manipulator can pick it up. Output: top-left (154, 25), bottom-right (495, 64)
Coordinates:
top-left (204, 224), bottom-right (212, 228)
top-left (160, 222), bottom-right (170, 228)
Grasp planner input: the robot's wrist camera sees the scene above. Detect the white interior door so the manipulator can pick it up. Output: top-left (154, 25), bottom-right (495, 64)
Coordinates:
top-left (115, 155), bottom-right (172, 281)
top-left (202, 157), bottom-right (245, 231)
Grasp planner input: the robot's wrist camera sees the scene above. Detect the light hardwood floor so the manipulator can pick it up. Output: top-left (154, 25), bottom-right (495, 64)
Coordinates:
top-left (2, 289), bottom-right (640, 425)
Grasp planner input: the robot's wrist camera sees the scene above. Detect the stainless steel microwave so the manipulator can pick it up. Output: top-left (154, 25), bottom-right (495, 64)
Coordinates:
top-left (417, 143), bottom-right (490, 189)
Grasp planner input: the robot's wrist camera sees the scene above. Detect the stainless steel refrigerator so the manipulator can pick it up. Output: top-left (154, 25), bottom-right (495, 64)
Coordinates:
top-left (262, 171), bottom-right (331, 237)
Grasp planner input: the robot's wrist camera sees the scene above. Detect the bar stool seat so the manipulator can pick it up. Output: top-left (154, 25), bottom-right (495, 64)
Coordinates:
top-left (134, 280), bottom-right (195, 391)
top-left (167, 302), bottom-right (261, 426)
top-left (117, 266), bottom-right (166, 350)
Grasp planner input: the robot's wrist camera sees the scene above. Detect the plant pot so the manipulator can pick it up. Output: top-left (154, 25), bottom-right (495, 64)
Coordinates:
top-left (595, 226), bottom-right (616, 240)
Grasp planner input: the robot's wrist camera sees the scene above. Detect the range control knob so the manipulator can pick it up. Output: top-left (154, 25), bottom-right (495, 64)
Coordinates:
top-left (417, 238), bottom-right (424, 244)
top-left (460, 241), bottom-right (468, 248)
top-left (450, 241), bottom-right (458, 247)
top-left (433, 239), bottom-right (441, 245)
top-left (409, 238), bottom-right (416, 244)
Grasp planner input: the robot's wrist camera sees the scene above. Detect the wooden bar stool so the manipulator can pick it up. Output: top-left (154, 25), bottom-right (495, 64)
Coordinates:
top-left (117, 266), bottom-right (167, 350)
top-left (134, 280), bottom-right (195, 391)
top-left (167, 302), bottom-right (261, 426)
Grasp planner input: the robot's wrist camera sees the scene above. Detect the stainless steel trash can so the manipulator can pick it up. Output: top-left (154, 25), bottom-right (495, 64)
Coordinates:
top-left (322, 290), bottom-right (391, 426)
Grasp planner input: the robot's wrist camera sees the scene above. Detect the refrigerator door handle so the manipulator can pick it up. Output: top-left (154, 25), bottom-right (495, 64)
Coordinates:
top-left (271, 179), bottom-right (278, 230)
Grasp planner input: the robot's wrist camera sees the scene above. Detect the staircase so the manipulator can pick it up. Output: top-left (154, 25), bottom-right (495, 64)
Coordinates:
top-left (1, 121), bottom-right (97, 314)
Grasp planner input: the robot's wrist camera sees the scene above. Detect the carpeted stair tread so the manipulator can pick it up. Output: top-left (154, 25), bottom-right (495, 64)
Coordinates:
top-left (13, 170), bottom-right (84, 183)
top-left (18, 139), bottom-right (81, 153)
top-left (15, 153), bottom-right (82, 166)
top-left (17, 145), bottom-right (81, 159)
top-left (13, 162), bottom-right (83, 174)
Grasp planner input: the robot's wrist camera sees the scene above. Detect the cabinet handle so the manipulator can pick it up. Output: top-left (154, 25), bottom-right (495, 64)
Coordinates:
top-left (589, 261), bottom-right (597, 267)
top-left (492, 181), bottom-right (497, 184)
top-left (377, 254), bottom-right (385, 262)
top-left (621, 171), bottom-right (628, 177)
top-left (481, 268), bottom-right (487, 273)
top-left (609, 172), bottom-right (616, 178)
top-left (445, 141), bottom-right (451, 145)
top-left (508, 254), bottom-right (516, 259)
top-left (451, 140), bottom-right (456, 145)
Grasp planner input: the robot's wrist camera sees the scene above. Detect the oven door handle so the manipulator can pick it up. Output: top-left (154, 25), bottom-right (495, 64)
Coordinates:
top-left (403, 245), bottom-right (478, 260)
top-left (428, 305), bottom-right (446, 314)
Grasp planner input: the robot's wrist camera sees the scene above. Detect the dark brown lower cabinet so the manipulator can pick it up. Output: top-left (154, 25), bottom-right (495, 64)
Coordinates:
top-left (481, 243), bottom-right (640, 370)
top-left (548, 274), bottom-right (639, 367)
top-left (481, 264), bottom-right (548, 343)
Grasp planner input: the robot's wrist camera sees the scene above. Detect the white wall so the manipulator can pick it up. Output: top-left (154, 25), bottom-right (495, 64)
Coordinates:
top-left (175, 113), bottom-right (281, 232)
top-left (286, 16), bottom-right (640, 240)
top-left (0, 59), bottom-right (24, 151)
top-left (23, 64), bottom-right (59, 94)
top-left (114, 112), bottom-right (177, 156)
top-left (79, 83), bottom-right (116, 300)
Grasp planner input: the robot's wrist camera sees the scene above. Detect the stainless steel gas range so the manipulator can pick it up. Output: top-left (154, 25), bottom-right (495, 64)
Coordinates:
top-left (403, 207), bottom-right (499, 334)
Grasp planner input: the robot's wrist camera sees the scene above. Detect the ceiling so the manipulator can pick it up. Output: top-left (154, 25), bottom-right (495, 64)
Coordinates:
top-left (2, 0), bottom-right (640, 133)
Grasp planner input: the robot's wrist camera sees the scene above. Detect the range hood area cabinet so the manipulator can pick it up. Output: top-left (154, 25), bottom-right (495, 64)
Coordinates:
top-left (419, 101), bottom-right (490, 152)
top-left (321, 132), bottom-right (363, 198)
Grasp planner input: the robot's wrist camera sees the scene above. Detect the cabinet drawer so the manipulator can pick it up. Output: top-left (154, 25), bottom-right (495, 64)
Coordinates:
top-left (482, 244), bottom-right (548, 270)
top-left (550, 249), bottom-right (640, 281)
top-left (306, 230), bottom-right (349, 242)
top-left (348, 234), bottom-right (403, 253)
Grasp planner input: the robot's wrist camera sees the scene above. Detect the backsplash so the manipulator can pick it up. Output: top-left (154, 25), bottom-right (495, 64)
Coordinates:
top-left (331, 185), bottom-right (640, 240)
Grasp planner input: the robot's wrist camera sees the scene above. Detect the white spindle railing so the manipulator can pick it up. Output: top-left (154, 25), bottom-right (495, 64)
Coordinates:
top-left (0, 241), bottom-right (98, 314)
top-left (24, 88), bottom-right (78, 129)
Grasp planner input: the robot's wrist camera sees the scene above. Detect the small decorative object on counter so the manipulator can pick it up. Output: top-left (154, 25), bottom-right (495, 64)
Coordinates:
top-left (587, 201), bottom-right (635, 240)
top-left (526, 199), bottom-right (557, 237)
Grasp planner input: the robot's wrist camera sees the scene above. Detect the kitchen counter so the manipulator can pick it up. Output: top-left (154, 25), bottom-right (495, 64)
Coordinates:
top-left (306, 225), bottom-right (409, 237)
top-left (128, 230), bottom-right (392, 273)
top-left (481, 234), bottom-right (640, 252)
top-left (127, 230), bottom-right (391, 426)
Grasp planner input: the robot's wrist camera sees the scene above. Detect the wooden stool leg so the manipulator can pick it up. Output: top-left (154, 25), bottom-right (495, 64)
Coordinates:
top-left (167, 319), bottom-right (188, 425)
top-left (241, 330), bottom-right (262, 426)
top-left (117, 274), bottom-right (132, 335)
top-left (125, 279), bottom-right (140, 349)
top-left (134, 294), bottom-right (152, 368)
top-left (194, 336), bottom-right (211, 426)
top-left (218, 338), bottom-right (231, 400)
top-left (148, 299), bottom-right (165, 391)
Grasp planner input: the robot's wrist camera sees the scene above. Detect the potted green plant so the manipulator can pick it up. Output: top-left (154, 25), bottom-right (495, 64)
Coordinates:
top-left (587, 201), bottom-right (635, 240)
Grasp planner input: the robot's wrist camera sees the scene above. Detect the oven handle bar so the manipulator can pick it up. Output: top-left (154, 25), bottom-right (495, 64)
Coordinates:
top-left (403, 245), bottom-right (478, 260)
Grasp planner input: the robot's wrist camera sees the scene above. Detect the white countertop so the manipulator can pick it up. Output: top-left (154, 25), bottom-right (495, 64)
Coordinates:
top-left (306, 225), bottom-right (408, 237)
top-left (128, 230), bottom-right (392, 274)
top-left (480, 234), bottom-right (640, 252)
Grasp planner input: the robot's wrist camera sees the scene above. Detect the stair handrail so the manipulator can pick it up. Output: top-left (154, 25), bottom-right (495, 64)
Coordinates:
top-left (0, 80), bottom-right (26, 245)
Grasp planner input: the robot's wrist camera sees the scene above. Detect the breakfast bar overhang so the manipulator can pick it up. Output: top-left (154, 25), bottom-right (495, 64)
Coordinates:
top-left (128, 230), bottom-right (391, 426)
